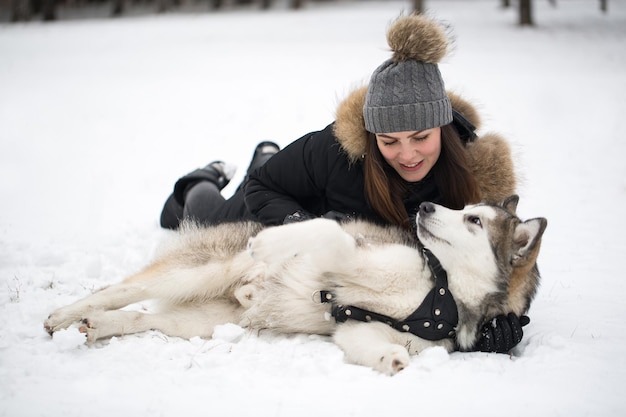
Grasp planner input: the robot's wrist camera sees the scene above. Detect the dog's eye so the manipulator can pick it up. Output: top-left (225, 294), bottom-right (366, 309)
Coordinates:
top-left (467, 216), bottom-right (482, 227)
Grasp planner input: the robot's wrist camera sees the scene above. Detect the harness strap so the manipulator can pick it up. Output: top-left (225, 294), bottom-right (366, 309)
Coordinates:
top-left (320, 247), bottom-right (459, 341)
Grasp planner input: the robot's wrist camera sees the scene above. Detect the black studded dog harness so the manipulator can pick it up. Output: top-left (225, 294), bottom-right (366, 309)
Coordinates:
top-left (320, 248), bottom-right (459, 341)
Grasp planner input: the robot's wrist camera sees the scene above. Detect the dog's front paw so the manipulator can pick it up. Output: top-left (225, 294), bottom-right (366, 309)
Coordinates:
top-left (248, 219), bottom-right (352, 266)
top-left (44, 307), bottom-right (84, 336)
top-left (375, 345), bottom-right (411, 376)
top-left (247, 225), bottom-right (301, 264)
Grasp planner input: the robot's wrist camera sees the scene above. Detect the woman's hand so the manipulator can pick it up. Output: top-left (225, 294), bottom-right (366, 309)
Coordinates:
top-left (473, 313), bottom-right (530, 353)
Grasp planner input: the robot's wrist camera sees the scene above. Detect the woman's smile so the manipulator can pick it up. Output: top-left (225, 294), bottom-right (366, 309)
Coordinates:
top-left (400, 160), bottom-right (423, 171)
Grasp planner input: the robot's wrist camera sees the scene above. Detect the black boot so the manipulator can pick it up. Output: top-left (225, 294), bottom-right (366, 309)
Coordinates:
top-left (246, 141), bottom-right (280, 176)
top-left (172, 161), bottom-right (235, 206)
top-left (235, 141), bottom-right (279, 192)
top-left (161, 161), bottom-right (235, 230)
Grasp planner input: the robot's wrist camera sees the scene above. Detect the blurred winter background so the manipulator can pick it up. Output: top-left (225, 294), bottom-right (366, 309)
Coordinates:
top-left (1, 1), bottom-right (625, 416)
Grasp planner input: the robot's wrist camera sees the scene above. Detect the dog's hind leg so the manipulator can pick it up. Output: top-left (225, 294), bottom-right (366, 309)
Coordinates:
top-left (44, 262), bottom-right (169, 334)
top-left (333, 322), bottom-right (411, 376)
top-left (78, 299), bottom-right (243, 343)
top-left (45, 252), bottom-right (254, 335)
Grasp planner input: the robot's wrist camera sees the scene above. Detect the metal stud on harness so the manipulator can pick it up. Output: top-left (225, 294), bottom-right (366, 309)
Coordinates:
top-left (320, 248), bottom-right (459, 341)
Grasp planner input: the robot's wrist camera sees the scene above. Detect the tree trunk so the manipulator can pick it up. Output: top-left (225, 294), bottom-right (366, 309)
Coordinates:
top-left (41, 0), bottom-right (56, 21)
top-left (600, 0), bottom-right (608, 13)
top-left (413, 0), bottom-right (424, 14)
top-left (519, 0), bottom-right (533, 26)
top-left (291, 0), bottom-right (303, 10)
top-left (11, 0), bottom-right (31, 21)
top-left (111, 0), bottom-right (124, 16)
top-left (501, 0), bottom-right (510, 7)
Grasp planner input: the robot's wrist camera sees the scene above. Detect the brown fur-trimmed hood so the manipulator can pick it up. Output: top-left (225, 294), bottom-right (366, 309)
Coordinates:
top-left (333, 87), bottom-right (516, 203)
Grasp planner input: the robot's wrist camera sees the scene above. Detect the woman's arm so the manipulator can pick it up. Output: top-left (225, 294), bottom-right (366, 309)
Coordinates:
top-left (244, 124), bottom-right (337, 225)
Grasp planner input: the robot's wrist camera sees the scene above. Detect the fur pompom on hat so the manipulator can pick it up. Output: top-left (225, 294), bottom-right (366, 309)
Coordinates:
top-left (364, 15), bottom-right (453, 133)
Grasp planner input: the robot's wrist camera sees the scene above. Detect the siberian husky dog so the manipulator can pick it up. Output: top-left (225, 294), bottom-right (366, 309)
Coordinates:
top-left (45, 195), bottom-right (547, 375)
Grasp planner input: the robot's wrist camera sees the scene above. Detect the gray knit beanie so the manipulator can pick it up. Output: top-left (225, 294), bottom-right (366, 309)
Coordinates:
top-left (364, 15), bottom-right (453, 134)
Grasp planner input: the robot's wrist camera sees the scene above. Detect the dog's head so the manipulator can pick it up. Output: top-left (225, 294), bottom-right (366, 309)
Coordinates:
top-left (416, 195), bottom-right (547, 345)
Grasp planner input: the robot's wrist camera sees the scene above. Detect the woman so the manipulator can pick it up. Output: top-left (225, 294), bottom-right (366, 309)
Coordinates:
top-left (160, 15), bottom-right (524, 353)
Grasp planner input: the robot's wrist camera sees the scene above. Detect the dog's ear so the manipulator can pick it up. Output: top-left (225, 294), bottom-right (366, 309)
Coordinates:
top-left (502, 195), bottom-right (520, 215)
top-left (512, 217), bottom-right (548, 266)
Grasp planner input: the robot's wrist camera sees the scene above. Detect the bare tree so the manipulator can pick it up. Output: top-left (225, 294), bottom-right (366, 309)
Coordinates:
top-left (413, 0), bottom-right (424, 14)
top-left (519, 0), bottom-right (533, 26)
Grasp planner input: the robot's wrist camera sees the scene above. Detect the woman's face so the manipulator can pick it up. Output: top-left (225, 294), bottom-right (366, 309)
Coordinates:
top-left (375, 127), bottom-right (442, 182)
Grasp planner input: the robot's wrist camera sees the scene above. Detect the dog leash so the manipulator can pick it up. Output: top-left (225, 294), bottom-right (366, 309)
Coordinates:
top-left (320, 247), bottom-right (458, 341)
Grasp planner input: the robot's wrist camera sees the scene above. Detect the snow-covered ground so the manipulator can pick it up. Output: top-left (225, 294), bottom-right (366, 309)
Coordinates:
top-left (1, 1), bottom-right (625, 416)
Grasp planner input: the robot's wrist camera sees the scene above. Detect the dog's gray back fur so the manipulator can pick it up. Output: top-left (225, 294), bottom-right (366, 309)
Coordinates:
top-left (157, 221), bottom-right (264, 267)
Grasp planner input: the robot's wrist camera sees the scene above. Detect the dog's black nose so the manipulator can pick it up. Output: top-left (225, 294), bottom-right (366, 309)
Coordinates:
top-left (419, 202), bottom-right (436, 215)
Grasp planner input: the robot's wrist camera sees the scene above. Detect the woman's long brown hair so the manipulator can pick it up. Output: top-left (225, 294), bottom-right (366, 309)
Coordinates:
top-left (363, 124), bottom-right (481, 230)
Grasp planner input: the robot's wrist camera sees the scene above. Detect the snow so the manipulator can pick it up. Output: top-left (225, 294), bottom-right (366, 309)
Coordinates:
top-left (1, 0), bottom-right (625, 415)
